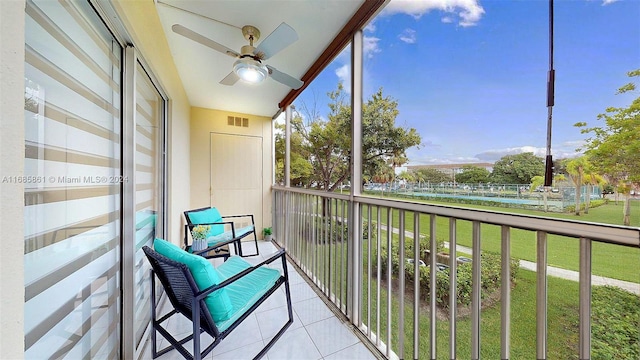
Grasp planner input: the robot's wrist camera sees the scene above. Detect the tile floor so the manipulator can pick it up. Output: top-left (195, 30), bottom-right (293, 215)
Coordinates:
top-left (142, 241), bottom-right (379, 360)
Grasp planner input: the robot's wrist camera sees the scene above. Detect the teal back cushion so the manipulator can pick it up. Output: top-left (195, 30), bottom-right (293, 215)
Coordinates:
top-left (153, 239), bottom-right (233, 322)
top-left (187, 208), bottom-right (224, 237)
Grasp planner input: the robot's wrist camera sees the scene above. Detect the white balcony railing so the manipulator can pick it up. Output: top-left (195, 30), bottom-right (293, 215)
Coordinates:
top-left (272, 186), bottom-right (639, 360)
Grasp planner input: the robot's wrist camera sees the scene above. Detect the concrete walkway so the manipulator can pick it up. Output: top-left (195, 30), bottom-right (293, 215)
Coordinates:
top-left (390, 227), bottom-right (640, 295)
top-left (450, 243), bottom-right (640, 295)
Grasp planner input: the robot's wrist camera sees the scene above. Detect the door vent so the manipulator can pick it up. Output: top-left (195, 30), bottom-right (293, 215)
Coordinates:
top-left (228, 116), bottom-right (249, 127)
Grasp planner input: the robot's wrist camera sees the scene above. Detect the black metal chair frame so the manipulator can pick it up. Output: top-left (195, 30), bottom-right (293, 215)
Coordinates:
top-left (143, 245), bottom-right (293, 360)
top-left (184, 207), bottom-right (260, 259)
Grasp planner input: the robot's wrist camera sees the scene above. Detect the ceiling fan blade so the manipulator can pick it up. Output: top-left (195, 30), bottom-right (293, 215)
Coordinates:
top-left (266, 65), bottom-right (303, 89)
top-left (172, 24), bottom-right (240, 58)
top-left (220, 71), bottom-right (239, 86)
top-left (255, 22), bottom-right (298, 60)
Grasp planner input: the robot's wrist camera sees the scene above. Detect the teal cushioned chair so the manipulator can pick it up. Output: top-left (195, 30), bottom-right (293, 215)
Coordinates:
top-left (144, 238), bottom-right (293, 360)
top-left (184, 206), bottom-right (259, 259)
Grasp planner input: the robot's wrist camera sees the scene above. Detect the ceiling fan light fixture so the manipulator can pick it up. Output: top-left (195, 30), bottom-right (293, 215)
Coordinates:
top-left (233, 57), bottom-right (268, 84)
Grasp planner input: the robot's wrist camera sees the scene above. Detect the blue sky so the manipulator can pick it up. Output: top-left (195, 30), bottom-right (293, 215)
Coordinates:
top-left (293, 0), bottom-right (639, 165)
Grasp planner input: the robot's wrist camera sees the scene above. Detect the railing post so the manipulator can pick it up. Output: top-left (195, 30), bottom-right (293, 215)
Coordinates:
top-left (367, 205), bottom-right (372, 338)
top-left (348, 28), bottom-right (363, 325)
top-left (537, 231), bottom-right (548, 360)
top-left (386, 208), bottom-right (393, 358)
top-left (398, 210), bottom-right (405, 359)
top-left (449, 218), bottom-right (457, 360)
top-left (282, 105), bottom-right (293, 252)
top-left (284, 105), bottom-right (291, 188)
top-left (471, 221), bottom-right (481, 360)
top-left (376, 206), bottom-right (383, 347)
top-left (501, 225), bottom-right (511, 360)
top-left (430, 214), bottom-right (437, 359)
top-left (414, 212), bottom-right (421, 360)
top-left (579, 237), bottom-right (592, 360)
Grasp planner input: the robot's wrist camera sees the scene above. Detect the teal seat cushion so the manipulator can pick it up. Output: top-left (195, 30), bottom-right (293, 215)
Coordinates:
top-left (214, 256), bottom-right (281, 332)
top-left (234, 224), bottom-right (255, 238)
top-left (206, 225), bottom-right (255, 246)
top-left (153, 239), bottom-right (233, 322)
top-left (187, 208), bottom-right (225, 237)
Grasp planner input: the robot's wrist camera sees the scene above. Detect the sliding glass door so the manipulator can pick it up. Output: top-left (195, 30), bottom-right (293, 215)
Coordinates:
top-left (132, 61), bottom-right (166, 351)
top-left (24, 0), bottom-right (122, 358)
top-left (24, 1), bottom-right (167, 358)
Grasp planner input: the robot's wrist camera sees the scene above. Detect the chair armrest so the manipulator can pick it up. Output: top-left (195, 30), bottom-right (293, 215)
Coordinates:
top-left (186, 220), bottom-right (235, 228)
top-left (197, 249), bottom-right (287, 297)
top-left (221, 214), bottom-right (254, 220)
top-left (221, 214), bottom-right (256, 226)
top-left (186, 221), bottom-right (253, 239)
top-left (190, 236), bottom-right (240, 256)
top-left (185, 222), bottom-right (237, 251)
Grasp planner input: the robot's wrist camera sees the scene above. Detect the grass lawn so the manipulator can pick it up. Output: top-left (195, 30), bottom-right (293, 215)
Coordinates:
top-left (294, 220), bottom-right (638, 359)
top-left (361, 267), bottom-right (640, 359)
top-left (361, 269), bottom-right (585, 359)
top-left (361, 200), bottom-right (640, 282)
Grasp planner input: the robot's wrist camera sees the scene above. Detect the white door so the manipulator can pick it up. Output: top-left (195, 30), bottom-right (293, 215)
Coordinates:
top-left (210, 133), bottom-right (262, 231)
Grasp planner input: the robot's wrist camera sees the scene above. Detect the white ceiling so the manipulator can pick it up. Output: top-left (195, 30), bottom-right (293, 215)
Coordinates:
top-left (156, 0), bottom-right (366, 118)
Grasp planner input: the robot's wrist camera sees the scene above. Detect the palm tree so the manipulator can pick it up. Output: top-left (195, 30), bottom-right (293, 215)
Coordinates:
top-left (373, 166), bottom-right (394, 197)
top-left (530, 175), bottom-right (547, 210)
top-left (530, 174), bottom-right (566, 212)
top-left (583, 168), bottom-right (606, 214)
top-left (397, 170), bottom-right (415, 189)
top-left (388, 151), bottom-right (408, 191)
top-left (566, 157), bottom-right (588, 215)
top-left (412, 169), bottom-right (425, 190)
top-left (617, 181), bottom-right (633, 226)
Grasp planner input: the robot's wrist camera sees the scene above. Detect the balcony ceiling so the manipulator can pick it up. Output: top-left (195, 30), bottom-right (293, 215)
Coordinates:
top-left (156, 0), bottom-right (367, 118)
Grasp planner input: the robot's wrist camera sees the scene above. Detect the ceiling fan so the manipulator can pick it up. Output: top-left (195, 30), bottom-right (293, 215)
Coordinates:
top-left (172, 23), bottom-right (304, 89)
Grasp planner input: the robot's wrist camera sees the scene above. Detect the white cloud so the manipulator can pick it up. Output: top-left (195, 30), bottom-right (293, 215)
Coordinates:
top-left (406, 139), bottom-right (587, 165)
top-left (474, 142), bottom-right (584, 163)
top-left (384, 0), bottom-right (485, 27)
top-left (441, 16), bottom-right (453, 24)
top-left (335, 64), bottom-right (351, 93)
top-left (332, 36), bottom-right (378, 91)
top-left (475, 146), bottom-right (544, 162)
top-left (408, 156), bottom-right (481, 166)
top-left (399, 28), bottom-right (417, 44)
top-left (363, 36), bottom-right (381, 58)
top-left (602, 0), bottom-right (619, 5)
top-left (364, 20), bottom-right (376, 33)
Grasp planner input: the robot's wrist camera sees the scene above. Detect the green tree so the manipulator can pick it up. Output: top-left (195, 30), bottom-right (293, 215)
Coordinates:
top-left (275, 122), bottom-right (313, 187)
top-left (455, 165), bottom-right (490, 184)
top-left (362, 89), bottom-right (420, 187)
top-left (291, 83), bottom-right (421, 192)
top-left (490, 152), bottom-right (545, 184)
top-left (576, 69), bottom-right (640, 225)
top-left (411, 168), bottom-right (451, 184)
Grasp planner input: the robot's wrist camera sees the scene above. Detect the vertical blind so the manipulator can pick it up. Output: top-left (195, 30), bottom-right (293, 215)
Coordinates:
top-left (24, 0), bottom-right (122, 358)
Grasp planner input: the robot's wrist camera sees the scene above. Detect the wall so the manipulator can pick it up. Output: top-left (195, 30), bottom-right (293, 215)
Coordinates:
top-left (0, 1), bottom-right (25, 357)
top-left (113, 0), bottom-right (191, 245)
top-left (190, 107), bottom-right (273, 236)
